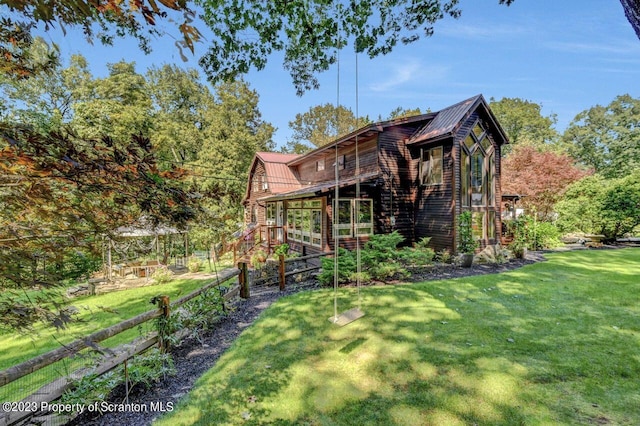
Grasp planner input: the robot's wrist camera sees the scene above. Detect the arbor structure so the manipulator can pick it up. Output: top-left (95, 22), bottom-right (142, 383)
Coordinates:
top-left (0, 127), bottom-right (195, 330)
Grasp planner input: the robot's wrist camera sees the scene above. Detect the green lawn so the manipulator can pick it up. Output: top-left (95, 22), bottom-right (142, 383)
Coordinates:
top-left (0, 275), bottom-right (228, 401)
top-left (156, 248), bottom-right (640, 425)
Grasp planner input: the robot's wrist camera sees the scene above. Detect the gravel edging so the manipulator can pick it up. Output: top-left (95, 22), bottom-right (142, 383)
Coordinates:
top-left (67, 252), bottom-right (546, 426)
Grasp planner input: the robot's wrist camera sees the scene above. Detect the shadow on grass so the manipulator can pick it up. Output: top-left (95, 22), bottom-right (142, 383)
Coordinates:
top-left (157, 248), bottom-right (640, 426)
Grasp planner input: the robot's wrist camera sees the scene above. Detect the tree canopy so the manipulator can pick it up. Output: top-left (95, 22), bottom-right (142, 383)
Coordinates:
top-left (561, 94), bottom-right (640, 179)
top-left (620, 0), bottom-right (640, 40)
top-left (2, 1), bottom-right (518, 94)
top-left (555, 172), bottom-right (640, 239)
top-left (285, 103), bottom-right (370, 153)
top-left (0, 52), bottom-right (274, 330)
top-left (501, 145), bottom-right (590, 219)
top-left (489, 97), bottom-right (560, 155)
top-left (0, 126), bottom-right (195, 330)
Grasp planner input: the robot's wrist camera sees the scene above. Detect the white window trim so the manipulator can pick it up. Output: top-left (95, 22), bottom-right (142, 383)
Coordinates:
top-left (334, 198), bottom-right (374, 238)
top-left (420, 146), bottom-right (443, 186)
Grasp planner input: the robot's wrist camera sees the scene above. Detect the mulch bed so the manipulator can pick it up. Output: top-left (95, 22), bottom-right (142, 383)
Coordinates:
top-left (67, 252), bottom-right (547, 426)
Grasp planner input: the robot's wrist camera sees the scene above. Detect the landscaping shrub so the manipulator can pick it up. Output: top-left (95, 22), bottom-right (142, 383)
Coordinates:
top-left (187, 256), bottom-right (202, 273)
top-left (348, 271), bottom-right (372, 284)
top-left (435, 249), bottom-right (452, 264)
top-left (60, 348), bottom-right (175, 412)
top-left (318, 248), bottom-right (356, 285)
top-left (399, 247), bottom-right (435, 266)
top-left (273, 243), bottom-right (290, 257)
top-left (362, 231), bottom-right (405, 264)
top-left (531, 221), bottom-right (562, 249)
top-left (508, 215), bottom-right (562, 251)
top-left (151, 266), bottom-right (173, 284)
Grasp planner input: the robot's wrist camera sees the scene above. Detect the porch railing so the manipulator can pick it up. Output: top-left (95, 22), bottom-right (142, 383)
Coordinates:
top-left (233, 225), bottom-right (287, 262)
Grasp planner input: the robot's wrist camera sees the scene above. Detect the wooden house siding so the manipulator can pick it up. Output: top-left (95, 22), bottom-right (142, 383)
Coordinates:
top-left (242, 95), bottom-right (509, 257)
top-left (414, 140), bottom-right (455, 252)
top-left (294, 136), bottom-right (378, 184)
top-left (377, 125), bottom-right (421, 244)
top-left (245, 162), bottom-right (268, 225)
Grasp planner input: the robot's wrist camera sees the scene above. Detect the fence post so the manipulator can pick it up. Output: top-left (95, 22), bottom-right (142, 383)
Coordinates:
top-left (279, 254), bottom-right (286, 291)
top-left (156, 295), bottom-right (170, 351)
top-left (238, 262), bottom-right (250, 299)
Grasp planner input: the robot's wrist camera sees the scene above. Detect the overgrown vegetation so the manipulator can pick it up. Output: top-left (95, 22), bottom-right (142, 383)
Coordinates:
top-left (155, 286), bottom-right (228, 346)
top-left (60, 348), bottom-right (175, 413)
top-left (0, 277), bottom-right (225, 402)
top-left (555, 171), bottom-right (640, 239)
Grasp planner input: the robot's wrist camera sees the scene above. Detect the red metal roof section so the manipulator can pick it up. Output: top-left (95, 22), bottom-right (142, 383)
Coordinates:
top-left (407, 94), bottom-right (483, 145)
top-left (256, 152), bottom-right (303, 194)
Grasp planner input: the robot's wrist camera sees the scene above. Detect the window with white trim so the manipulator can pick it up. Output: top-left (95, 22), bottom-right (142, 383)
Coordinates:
top-left (420, 146), bottom-right (443, 185)
top-left (266, 203), bottom-right (276, 225)
top-left (334, 198), bottom-right (373, 238)
top-left (286, 199), bottom-right (322, 247)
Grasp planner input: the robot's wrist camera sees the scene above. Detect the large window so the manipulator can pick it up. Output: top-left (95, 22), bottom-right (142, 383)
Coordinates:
top-left (286, 199), bottom-right (322, 247)
top-left (334, 198), bottom-right (373, 238)
top-left (266, 203), bottom-right (276, 225)
top-left (420, 146), bottom-right (443, 185)
top-left (460, 122), bottom-right (497, 242)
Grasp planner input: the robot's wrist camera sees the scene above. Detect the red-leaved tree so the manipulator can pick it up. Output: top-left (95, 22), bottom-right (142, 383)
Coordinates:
top-left (501, 146), bottom-right (591, 219)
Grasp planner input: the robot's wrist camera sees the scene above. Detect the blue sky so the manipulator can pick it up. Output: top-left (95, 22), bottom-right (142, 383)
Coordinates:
top-left (35, 0), bottom-right (640, 148)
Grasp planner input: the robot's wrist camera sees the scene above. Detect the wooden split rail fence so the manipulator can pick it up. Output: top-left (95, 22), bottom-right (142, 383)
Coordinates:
top-left (0, 253), bottom-right (330, 426)
top-left (0, 268), bottom-right (242, 426)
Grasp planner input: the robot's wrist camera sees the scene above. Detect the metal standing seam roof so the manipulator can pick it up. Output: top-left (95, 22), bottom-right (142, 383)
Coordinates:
top-left (256, 152), bottom-right (303, 194)
top-left (407, 94), bottom-right (483, 145)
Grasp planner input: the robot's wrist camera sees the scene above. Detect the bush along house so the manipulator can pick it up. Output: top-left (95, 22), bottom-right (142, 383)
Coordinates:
top-left (241, 95), bottom-right (509, 257)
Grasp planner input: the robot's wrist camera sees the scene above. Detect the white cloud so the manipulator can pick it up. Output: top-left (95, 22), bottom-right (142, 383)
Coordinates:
top-left (437, 22), bottom-right (529, 40)
top-left (369, 60), bottom-right (449, 93)
top-left (547, 40), bottom-right (640, 55)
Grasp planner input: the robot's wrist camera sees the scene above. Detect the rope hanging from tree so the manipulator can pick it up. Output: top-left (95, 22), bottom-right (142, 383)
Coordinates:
top-left (330, 35), bottom-right (364, 326)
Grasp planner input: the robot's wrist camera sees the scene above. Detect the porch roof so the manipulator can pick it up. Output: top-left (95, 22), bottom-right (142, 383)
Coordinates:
top-left (257, 171), bottom-right (381, 202)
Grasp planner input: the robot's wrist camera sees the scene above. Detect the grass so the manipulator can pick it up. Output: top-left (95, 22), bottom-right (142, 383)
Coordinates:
top-left (156, 248), bottom-right (640, 425)
top-left (0, 273), bottom-right (231, 401)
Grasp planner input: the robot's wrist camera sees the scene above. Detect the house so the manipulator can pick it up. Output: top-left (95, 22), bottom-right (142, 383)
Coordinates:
top-left (242, 95), bottom-right (508, 256)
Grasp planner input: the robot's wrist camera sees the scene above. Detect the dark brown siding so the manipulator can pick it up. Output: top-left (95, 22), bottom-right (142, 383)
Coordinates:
top-left (296, 136), bottom-right (378, 184)
top-left (414, 140), bottom-right (455, 253)
top-left (378, 124), bottom-right (422, 245)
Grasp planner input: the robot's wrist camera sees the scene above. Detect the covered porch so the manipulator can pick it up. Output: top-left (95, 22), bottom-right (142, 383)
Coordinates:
top-left (236, 172), bottom-right (381, 260)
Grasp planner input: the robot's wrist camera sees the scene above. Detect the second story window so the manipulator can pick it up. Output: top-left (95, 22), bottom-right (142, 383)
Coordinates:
top-left (252, 173), bottom-right (268, 192)
top-left (420, 146), bottom-right (443, 185)
top-left (316, 159), bottom-right (325, 171)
